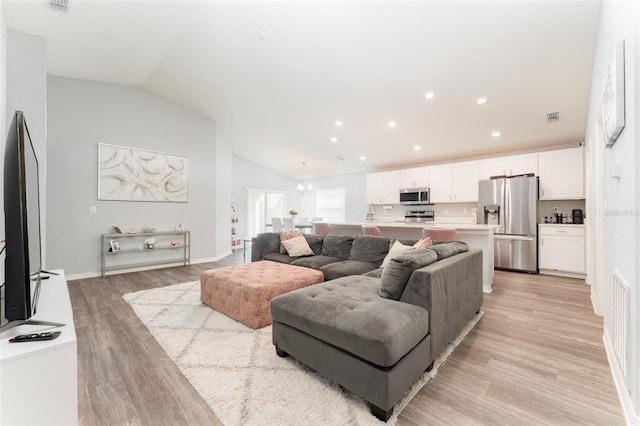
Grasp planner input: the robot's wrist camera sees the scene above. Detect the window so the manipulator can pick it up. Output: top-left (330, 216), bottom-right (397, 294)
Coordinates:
top-left (316, 187), bottom-right (345, 222)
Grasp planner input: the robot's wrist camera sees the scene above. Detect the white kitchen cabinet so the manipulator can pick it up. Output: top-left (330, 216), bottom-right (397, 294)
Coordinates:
top-left (428, 164), bottom-right (452, 203)
top-left (478, 153), bottom-right (538, 179)
top-left (429, 161), bottom-right (478, 203)
top-left (538, 147), bottom-right (584, 200)
top-left (538, 224), bottom-right (586, 278)
top-left (399, 167), bottom-right (429, 188)
top-left (452, 161), bottom-right (479, 202)
top-left (366, 171), bottom-right (400, 204)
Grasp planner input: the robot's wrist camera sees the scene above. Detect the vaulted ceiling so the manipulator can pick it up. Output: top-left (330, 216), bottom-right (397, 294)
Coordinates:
top-left (3, 1), bottom-right (601, 179)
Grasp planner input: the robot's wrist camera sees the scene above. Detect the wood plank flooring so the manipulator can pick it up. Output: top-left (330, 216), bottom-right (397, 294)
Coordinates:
top-left (69, 252), bottom-right (624, 425)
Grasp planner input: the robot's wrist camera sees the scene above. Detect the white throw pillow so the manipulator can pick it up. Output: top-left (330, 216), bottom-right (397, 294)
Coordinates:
top-left (381, 240), bottom-right (413, 269)
top-left (281, 236), bottom-right (314, 257)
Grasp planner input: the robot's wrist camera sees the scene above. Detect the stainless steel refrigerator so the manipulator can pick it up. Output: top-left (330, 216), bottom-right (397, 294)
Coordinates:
top-left (478, 176), bottom-right (538, 273)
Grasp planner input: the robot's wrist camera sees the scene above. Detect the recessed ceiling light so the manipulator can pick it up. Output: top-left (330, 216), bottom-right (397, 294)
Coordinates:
top-left (476, 97), bottom-right (488, 105)
top-left (335, 121), bottom-right (343, 127)
top-left (360, 156), bottom-right (366, 160)
top-left (388, 121), bottom-right (397, 128)
top-left (330, 137), bottom-right (338, 143)
top-left (256, 30), bottom-right (267, 40)
top-left (424, 92), bottom-right (435, 99)
top-left (491, 131), bottom-right (501, 137)
top-left (414, 146), bottom-right (421, 151)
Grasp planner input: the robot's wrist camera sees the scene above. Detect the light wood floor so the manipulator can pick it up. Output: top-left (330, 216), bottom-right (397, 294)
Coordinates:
top-left (69, 252), bottom-right (625, 425)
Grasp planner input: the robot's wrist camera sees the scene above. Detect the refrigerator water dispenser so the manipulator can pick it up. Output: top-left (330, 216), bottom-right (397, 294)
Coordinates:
top-left (484, 205), bottom-right (500, 225)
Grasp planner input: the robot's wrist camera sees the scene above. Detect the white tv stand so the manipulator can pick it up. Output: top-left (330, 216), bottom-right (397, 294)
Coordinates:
top-left (0, 270), bottom-right (78, 425)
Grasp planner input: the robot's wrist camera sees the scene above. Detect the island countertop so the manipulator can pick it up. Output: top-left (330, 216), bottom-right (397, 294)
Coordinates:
top-left (326, 221), bottom-right (498, 233)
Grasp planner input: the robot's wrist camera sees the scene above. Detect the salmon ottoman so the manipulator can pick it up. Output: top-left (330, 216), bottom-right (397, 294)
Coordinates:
top-left (200, 261), bottom-right (324, 329)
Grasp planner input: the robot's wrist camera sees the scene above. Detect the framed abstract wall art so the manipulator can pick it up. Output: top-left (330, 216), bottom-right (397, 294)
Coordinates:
top-left (602, 40), bottom-right (625, 147)
top-left (98, 144), bottom-right (188, 202)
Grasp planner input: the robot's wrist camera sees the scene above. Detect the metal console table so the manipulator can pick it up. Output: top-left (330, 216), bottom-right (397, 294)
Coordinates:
top-left (101, 231), bottom-right (190, 278)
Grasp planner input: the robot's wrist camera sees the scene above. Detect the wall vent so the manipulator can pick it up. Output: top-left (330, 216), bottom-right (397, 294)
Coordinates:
top-left (48, 0), bottom-right (70, 13)
top-left (546, 112), bottom-right (560, 122)
top-left (612, 270), bottom-right (630, 383)
top-left (336, 156), bottom-right (345, 161)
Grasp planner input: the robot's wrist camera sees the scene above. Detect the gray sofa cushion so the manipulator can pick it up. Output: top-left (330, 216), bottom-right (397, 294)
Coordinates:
top-left (321, 235), bottom-right (355, 259)
top-left (304, 234), bottom-right (325, 256)
top-left (379, 249), bottom-right (438, 300)
top-left (291, 255), bottom-right (343, 270)
top-left (270, 275), bottom-right (430, 367)
top-left (349, 235), bottom-right (391, 265)
top-left (320, 260), bottom-right (380, 281)
top-left (263, 253), bottom-right (297, 264)
top-left (253, 233), bottom-right (281, 259)
top-left (430, 241), bottom-right (469, 260)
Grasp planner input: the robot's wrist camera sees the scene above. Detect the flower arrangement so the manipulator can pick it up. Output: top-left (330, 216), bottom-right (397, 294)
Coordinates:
top-left (289, 210), bottom-right (298, 216)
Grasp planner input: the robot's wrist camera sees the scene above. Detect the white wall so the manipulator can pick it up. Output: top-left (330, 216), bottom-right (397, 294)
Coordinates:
top-left (46, 76), bottom-right (228, 277)
top-left (298, 172), bottom-right (368, 222)
top-left (215, 130), bottom-right (232, 256)
top-left (5, 31), bottom-right (47, 266)
top-left (585, 0), bottom-right (639, 422)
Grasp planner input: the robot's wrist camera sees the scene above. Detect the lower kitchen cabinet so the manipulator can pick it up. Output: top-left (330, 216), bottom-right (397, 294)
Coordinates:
top-left (538, 224), bottom-right (586, 278)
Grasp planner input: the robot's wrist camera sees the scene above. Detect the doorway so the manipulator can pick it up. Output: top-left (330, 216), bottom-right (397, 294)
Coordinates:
top-left (246, 189), bottom-right (288, 238)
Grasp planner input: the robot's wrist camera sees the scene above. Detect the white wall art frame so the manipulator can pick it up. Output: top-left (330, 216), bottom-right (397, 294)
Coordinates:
top-left (98, 143), bottom-right (188, 202)
top-left (602, 39), bottom-right (625, 147)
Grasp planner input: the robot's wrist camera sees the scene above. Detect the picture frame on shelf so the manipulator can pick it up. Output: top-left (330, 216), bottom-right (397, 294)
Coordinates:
top-left (109, 240), bottom-right (120, 252)
top-left (112, 226), bottom-right (122, 233)
top-left (176, 223), bottom-right (184, 232)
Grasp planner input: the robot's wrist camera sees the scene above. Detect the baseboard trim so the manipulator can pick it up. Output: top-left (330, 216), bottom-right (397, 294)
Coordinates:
top-left (65, 252), bottom-right (235, 281)
top-left (603, 329), bottom-right (639, 425)
top-left (591, 291), bottom-right (602, 317)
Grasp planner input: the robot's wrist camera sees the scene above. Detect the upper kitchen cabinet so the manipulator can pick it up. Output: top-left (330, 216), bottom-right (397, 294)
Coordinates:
top-left (538, 147), bottom-right (584, 200)
top-left (429, 161), bottom-right (478, 203)
top-left (399, 167), bottom-right (429, 189)
top-left (478, 153), bottom-right (538, 179)
top-left (366, 171), bottom-right (400, 204)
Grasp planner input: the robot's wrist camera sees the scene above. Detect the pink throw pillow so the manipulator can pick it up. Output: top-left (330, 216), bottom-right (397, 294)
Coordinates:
top-left (280, 231), bottom-right (304, 253)
top-left (413, 237), bottom-right (433, 249)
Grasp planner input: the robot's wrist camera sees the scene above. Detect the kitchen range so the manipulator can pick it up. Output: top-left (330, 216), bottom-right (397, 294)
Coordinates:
top-left (404, 210), bottom-right (434, 223)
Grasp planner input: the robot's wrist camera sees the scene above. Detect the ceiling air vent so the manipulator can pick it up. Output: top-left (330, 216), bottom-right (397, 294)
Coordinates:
top-left (546, 112), bottom-right (560, 123)
top-left (336, 156), bottom-right (345, 161)
top-left (49, 0), bottom-right (70, 13)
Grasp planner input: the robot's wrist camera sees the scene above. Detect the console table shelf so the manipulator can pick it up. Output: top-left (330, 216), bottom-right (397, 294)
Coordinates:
top-left (101, 231), bottom-right (190, 277)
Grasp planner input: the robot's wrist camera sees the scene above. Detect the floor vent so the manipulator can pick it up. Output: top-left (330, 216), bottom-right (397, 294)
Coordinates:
top-left (613, 270), bottom-right (630, 382)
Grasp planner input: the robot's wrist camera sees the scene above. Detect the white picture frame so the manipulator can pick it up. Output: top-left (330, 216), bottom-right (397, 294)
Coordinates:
top-left (602, 40), bottom-right (625, 147)
top-left (110, 240), bottom-right (120, 252)
top-left (98, 143), bottom-right (188, 202)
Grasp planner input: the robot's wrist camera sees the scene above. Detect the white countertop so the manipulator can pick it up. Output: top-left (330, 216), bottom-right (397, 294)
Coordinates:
top-left (327, 221), bottom-right (498, 232)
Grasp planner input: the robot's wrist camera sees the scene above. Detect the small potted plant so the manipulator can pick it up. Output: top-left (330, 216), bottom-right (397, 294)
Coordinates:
top-left (289, 209), bottom-right (298, 219)
top-left (144, 237), bottom-right (157, 249)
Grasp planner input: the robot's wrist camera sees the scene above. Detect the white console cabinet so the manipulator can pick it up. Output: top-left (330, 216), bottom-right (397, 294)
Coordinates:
top-left (538, 225), bottom-right (586, 278)
top-left (0, 270), bottom-right (77, 425)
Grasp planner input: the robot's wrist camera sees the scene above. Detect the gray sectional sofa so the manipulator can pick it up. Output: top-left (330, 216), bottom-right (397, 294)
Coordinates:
top-left (251, 232), bottom-right (483, 421)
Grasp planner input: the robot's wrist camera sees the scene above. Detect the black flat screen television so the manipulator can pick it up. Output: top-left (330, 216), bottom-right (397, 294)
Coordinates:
top-left (1, 110), bottom-right (44, 329)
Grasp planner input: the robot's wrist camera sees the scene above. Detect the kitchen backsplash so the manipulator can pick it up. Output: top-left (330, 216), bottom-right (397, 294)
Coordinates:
top-left (370, 199), bottom-right (585, 224)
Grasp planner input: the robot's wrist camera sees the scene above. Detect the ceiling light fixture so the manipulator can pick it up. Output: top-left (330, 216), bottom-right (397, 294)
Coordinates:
top-left (491, 131), bottom-right (501, 137)
top-left (330, 137), bottom-right (337, 143)
top-left (424, 92), bottom-right (435, 99)
top-left (335, 121), bottom-right (343, 127)
top-left (297, 162), bottom-right (311, 194)
top-left (388, 121), bottom-right (397, 128)
top-left (476, 97), bottom-right (488, 105)
top-left (360, 156), bottom-right (366, 160)
top-left (414, 146), bottom-right (421, 151)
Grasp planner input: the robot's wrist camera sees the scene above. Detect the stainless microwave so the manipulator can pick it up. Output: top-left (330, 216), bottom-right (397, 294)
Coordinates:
top-left (399, 187), bottom-right (430, 205)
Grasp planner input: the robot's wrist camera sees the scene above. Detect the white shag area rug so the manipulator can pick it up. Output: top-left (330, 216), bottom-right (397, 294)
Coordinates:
top-left (123, 281), bottom-right (483, 426)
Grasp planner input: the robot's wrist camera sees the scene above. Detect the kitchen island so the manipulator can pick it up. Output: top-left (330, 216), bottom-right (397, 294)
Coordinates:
top-left (326, 221), bottom-right (497, 293)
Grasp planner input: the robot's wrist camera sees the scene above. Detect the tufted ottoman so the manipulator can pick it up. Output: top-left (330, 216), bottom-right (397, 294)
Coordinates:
top-left (200, 261), bottom-right (324, 329)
